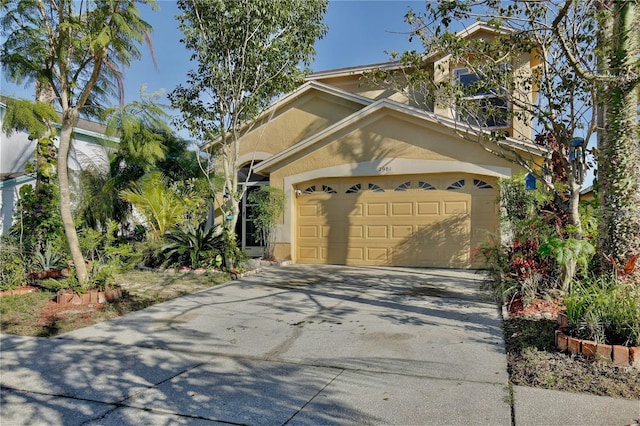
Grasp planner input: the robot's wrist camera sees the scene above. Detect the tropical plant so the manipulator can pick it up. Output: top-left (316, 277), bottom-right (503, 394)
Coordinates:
top-left (77, 220), bottom-right (140, 289)
top-left (565, 273), bottom-right (640, 346)
top-left (32, 242), bottom-right (64, 272)
top-left (247, 186), bottom-right (286, 259)
top-left (102, 88), bottom-right (170, 172)
top-left (169, 0), bottom-right (328, 235)
top-left (3, 99), bottom-right (63, 256)
top-left (161, 222), bottom-right (225, 269)
top-left (0, 243), bottom-right (26, 291)
top-left (539, 234), bottom-right (596, 291)
top-left (477, 176), bottom-right (561, 304)
top-left (1, 0), bottom-right (158, 285)
top-left (120, 171), bottom-right (188, 239)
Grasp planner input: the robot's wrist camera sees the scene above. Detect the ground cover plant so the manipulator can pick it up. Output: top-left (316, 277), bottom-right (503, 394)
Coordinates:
top-left (477, 175), bottom-right (640, 400)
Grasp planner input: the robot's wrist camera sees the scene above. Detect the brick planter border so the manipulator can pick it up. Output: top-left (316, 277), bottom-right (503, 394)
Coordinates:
top-left (56, 287), bottom-right (122, 306)
top-left (0, 286), bottom-right (38, 298)
top-left (556, 314), bottom-right (640, 369)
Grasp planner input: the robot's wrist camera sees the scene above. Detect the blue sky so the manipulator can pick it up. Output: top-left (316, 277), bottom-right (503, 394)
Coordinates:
top-left (1, 1), bottom-right (423, 107)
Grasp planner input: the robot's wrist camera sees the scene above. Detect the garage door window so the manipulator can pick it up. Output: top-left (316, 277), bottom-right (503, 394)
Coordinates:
top-left (395, 182), bottom-right (411, 191)
top-left (368, 183), bottom-right (385, 192)
top-left (446, 180), bottom-right (465, 190)
top-left (473, 179), bottom-right (493, 189)
top-left (346, 183), bottom-right (362, 194)
top-left (418, 181), bottom-right (436, 190)
top-left (302, 185), bottom-right (337, 194)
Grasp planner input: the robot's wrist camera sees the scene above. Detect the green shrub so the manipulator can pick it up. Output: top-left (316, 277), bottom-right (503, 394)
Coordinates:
top-left (565, 274), bottom-right (640, 346)
top-left (247, 186), bottom-right (285, 259)
top-left (0, 243), bottom-right (26, 290)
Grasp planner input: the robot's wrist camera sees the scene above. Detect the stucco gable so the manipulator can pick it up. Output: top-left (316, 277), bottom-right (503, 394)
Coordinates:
top-left (237, 81), bottom-right (373, 135)
top-left (255, 98), bottom-right (548, 174)
top-left (237, 81), bottom-right (374, 162)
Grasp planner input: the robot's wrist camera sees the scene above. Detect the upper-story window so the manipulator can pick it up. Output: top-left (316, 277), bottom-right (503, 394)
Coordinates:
top-left (453, 67), bottom-right (509, 129)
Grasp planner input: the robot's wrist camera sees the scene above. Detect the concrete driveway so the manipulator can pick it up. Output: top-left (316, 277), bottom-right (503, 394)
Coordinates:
top-left (0, 265), bottom-right (513, 424)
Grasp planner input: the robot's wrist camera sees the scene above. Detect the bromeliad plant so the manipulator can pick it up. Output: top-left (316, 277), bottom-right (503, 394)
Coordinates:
top-left (161, 222), bottom-right (225, 269)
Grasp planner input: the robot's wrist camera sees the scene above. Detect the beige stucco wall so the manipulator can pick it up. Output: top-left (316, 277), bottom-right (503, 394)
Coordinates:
top-left (263, 109), bottom-right (539, 261)
top-left (237, 92), bottom-right (365, 163)
top-left (270, 112), bottom-right (531, 182)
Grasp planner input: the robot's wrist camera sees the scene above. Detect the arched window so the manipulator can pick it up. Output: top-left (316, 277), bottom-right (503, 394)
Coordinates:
top-left (394, 182), bottom-right (411, 191)
top-left (446, 180), bottom-right (465, 190)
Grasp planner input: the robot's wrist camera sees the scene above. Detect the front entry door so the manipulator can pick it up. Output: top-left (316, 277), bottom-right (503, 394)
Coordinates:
top-left (236, 183), bottom-right (267, 257)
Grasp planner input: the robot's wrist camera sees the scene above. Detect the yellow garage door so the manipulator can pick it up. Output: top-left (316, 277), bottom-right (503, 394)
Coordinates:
top-left (296, 173), bottom-right (498, 268)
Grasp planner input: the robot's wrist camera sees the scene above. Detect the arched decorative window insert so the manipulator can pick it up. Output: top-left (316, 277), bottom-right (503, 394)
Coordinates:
top-left (473, 179), bottom-right (493, 189)
top-left (418, 181), bottom-right (436, 190)
top-left (303, 185), bottom-right (337, 194)
top-left (368, 183), bottom-right (385, 192)
top-left (394, 182), bottom-right (411, 191)
top-left (303, 185), bottom-right (317, 194)
top-left (446, 180), bottom-right (465, 190)
top-left (346, 183), bottom-right (362, 194)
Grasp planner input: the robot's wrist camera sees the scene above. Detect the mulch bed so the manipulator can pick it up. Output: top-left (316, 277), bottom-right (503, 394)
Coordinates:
top-left (503, 296), bottom-right (640, 400)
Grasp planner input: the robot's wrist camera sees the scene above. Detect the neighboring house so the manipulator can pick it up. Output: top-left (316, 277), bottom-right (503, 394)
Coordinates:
top-left (579, 185), bottom-right (594, 202)
top-left (0, 100), bottom-right (119, 236)
top-left (232, 22), bottom-right (548, 268)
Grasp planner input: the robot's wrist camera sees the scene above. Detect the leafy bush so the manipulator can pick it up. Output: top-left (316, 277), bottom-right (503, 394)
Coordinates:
top-left (247, 186), bottom-right (285, 259)
top-left (0, 243), bottom-right (26, 290)
top-left (478, 175), bottom-right (600, 305)
top-left (565, 273), bottom-right (640, 346)
top-left (77, 221), bottom-right (141, 289)
top-left (477, 175), bottom-right (560, 304)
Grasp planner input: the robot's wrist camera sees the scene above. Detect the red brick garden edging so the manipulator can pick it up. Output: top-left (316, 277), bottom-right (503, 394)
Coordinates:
top-left (0, 286), bottom-right (38, 298)
top-left (556, 314), bottom-right (640, 369)
top-left (55, 287), bottom-right (122, 306)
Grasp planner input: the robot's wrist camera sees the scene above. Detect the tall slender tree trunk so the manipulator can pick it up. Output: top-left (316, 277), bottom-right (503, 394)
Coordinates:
top-left (58, 111), bottom-right (89, 284)
top-left (597, 0), bottom-right (640, 268)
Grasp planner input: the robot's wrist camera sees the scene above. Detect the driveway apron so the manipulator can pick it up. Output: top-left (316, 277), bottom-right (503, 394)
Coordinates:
top-left (1, 265), bottom-right (510, 425)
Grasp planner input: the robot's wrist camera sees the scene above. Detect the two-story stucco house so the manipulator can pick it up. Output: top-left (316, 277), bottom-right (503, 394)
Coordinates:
top-left (231, 22), bottom-right (548, 268)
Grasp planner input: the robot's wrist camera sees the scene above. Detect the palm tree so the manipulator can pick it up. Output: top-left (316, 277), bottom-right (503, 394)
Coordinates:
top-left (1, 0), bottom-right (158, 285)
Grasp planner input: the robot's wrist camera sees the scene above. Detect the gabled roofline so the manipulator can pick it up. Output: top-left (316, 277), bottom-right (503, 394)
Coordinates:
top-left (306, 60), bottom-right (403, 81)
top-left (306, 21), bottom-right (514, 81)
top-left (255, 98), bottom-right (549, 174)
top-left (205, 81), bottom-right (373, 148)
top-left (255, 80), bottom-right (373, 119)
